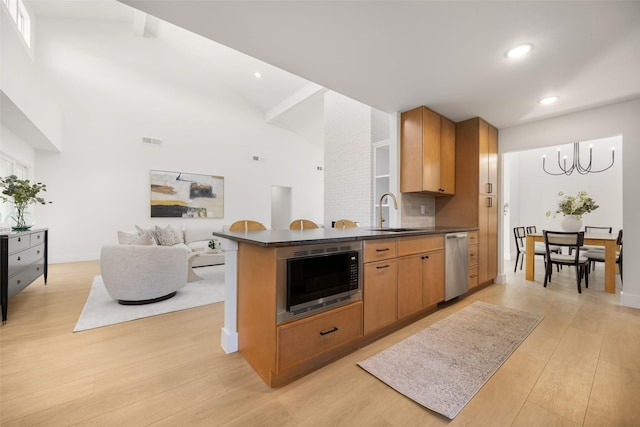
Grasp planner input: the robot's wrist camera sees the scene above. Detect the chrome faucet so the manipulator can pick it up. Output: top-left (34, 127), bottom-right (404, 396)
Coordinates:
top-left (379, 192), bottom-right (398, 229)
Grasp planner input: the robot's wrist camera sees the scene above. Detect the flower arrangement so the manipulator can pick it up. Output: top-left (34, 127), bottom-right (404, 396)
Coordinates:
top-left (545, 191), bottom-right (599, 220)
top-left (0, 175), bottom-right (51, 230)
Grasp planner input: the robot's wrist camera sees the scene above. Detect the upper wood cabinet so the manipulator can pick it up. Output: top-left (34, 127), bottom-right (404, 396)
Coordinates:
top-left (400, 106), bottom-right (456, 195)
top-left (435, 117), bottom-right (498, 287)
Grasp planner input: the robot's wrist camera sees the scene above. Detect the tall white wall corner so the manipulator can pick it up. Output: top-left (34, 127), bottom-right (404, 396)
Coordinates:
top-left (221, 238), bottom-right (239, 353)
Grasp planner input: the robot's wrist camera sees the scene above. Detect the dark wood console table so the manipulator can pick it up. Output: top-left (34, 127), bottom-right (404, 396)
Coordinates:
top-left (1, 228), bottom-right (48, 323)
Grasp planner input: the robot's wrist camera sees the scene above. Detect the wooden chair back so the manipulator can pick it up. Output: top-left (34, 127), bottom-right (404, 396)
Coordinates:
top-left (335, 219), bottom-right (357, 228)
top-left (229, 220), bottom-right (267, 232)
top-left (289, 219), bottom-right (319, 230)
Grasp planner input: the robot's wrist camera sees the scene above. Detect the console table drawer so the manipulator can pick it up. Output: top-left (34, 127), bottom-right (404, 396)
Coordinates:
top-left (8, 262), bottom-right (44, 298)
top-left (8, 234), bottom-right (31, 253)
top-left (8, 244), bottom-right (45, 277)
top-left (277, 301), bottom-right (363, 372)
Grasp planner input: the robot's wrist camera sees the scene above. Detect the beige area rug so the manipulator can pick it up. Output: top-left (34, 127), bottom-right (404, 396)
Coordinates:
top-left (73, 265), bottom-right (225, 332)
top-left (357, 301), bottom-right (543, 419)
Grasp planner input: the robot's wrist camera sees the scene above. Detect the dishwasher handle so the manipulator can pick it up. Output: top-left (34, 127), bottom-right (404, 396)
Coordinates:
top-left (446, 233), bottom-right (468, 239)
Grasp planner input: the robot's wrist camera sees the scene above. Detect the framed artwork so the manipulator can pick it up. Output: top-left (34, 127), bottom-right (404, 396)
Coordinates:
top-left (150, 170), bottom-right (224, 218)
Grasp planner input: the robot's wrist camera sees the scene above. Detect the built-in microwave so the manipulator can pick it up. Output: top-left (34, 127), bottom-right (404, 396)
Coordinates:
top-left (276, 241), bottom-right (362, 324)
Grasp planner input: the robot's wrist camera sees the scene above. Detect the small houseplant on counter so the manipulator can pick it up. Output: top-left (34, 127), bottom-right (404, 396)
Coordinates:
top-left (0, 175), bottom-right (51, 231)
top-left (545, 191), bottom-right (599, 231)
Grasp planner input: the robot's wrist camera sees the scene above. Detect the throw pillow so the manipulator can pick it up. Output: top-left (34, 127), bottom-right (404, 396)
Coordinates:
top-left (136, 225), bottom-right (158, 245)
top-left (130, 232), bottom-right (154, 246)
top-left (117, 230), bottom-right (139, 245)
top-left (155, 225), bottom-right (182, 246)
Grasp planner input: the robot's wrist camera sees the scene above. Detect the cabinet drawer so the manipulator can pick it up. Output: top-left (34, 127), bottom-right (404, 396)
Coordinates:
top-left (468, 244), bottom-right (478, 267)
top-left (277, 302), bottom-right (363, 372)
top-left (8, 261), bottom-right (45, 298)
top-left (468, 266), bottom-right (479, 289)
top-left (8, 244), bottom-right (45, 277)
top-left (8, 234), bottom-right (31, 253)
top-left (397, 235), bottom-right (444, 257)
top-left (468, 231), bottom-right (479, 245)
top-left (364, 239), bottom-right (397, 262)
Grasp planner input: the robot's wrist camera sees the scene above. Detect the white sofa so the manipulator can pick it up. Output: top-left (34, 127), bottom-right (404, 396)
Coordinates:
top-left (117, 225), bottom-right (225, 268)
top-left (100, 245), bottom-right (188, 304)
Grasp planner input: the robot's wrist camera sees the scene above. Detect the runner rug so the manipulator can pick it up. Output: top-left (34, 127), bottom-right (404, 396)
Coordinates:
top-left (357, 301), bottom-right (543, 419)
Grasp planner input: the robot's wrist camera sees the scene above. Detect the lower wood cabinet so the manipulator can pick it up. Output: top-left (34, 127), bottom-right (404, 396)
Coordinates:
top-left (397, 245), bottom-right (445, 319)
top-left (467, 231), bottom-right (479, 289)
top-left (363, 259), bottom-right (397, 335)
top-left (277, 301), bottom-right (363, 372)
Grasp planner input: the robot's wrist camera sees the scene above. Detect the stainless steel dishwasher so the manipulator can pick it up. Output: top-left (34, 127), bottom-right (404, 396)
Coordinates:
top-left (445, 232), bottom-right (469, 301)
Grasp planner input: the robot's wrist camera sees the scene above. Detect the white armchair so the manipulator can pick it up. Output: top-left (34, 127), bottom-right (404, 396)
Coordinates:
top-left (100, 245), bottom-right (188, 305)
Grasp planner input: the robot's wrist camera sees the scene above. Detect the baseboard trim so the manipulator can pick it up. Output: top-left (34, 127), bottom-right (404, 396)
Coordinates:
top-left (620, 291), bottom-right (640, 309)
top-left (221, 327), bottom-right (238, 354)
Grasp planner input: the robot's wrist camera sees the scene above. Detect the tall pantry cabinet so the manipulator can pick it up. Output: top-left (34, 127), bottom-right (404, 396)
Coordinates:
top-left (435, 117), bottom-right (498, 286)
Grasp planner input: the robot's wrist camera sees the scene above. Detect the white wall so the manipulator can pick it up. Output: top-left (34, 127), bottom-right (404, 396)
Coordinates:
top-left (0, 6), bottom-right (61, 151)
top-left (505, 136), bottom-right (623, 259)
top-left (16, 17), bottom-right (323, 263)
top-left (324, 91), bottom-right (373, 227)
top-left (499, 97), bottom-right (640, 309)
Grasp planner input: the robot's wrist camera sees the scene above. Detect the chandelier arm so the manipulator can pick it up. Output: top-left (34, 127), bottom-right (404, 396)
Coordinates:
top-left (542, 157), bottom-right (570, 176)
top-left (542, 142), bottom-right (615, 176)
top-left (585, 150), bottom-right (615, 173)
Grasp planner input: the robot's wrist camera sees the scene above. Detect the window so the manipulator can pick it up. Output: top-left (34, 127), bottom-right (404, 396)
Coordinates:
top-left (2, 0), bottom-right (31, 47)
top-left (0, 155), bottom-right (30, 227)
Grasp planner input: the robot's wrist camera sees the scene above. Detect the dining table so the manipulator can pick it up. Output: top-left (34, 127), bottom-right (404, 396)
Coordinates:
top-left (525, 231), bottom-right (620, 294)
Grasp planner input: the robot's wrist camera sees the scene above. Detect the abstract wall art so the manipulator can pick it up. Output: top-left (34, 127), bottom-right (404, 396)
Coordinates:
top-left (150, 170), bottom-right (224, 218)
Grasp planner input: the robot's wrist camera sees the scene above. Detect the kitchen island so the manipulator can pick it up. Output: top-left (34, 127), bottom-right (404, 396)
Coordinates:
top-left (213, 226), bottom-right (477, 387)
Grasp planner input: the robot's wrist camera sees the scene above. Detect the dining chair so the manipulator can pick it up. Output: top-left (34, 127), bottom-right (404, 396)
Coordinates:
top-left (334, 219), bottom-right (358, 228)
top-left (229, 220), bottom-right (267, 232)
top-left (581, 225), bottom-right (613, 266)
top-left (525, 226), bottom-right (560, 269)
top-left (289, 219), bottom-right (319, 230)
top-left (513, 227), bottom-right (550, 273)
top-left (585, 229), bottom-right (623, 284)
top-left (543, 230), bottom-right (590, 293)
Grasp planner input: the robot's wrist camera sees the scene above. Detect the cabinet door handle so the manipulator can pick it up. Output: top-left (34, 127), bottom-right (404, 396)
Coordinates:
top-left (17, 280), bottom-right (21, 285)
top-left (320, 327), bottom-right (339, 336)
top-left (422, 255), bottom-right (429, 260)
top-left (376, 264), bottom-right (390, 269)
top-left (17, 256), bottom-right (21, 261)
top-left (488, 183), bottom-right (493, 194)
top-left (376, 248), bottom-right (390, 252)
top-left (486, 197), bottom-right (493, 208)
top-left (18, 237), bottom-right (22, 242)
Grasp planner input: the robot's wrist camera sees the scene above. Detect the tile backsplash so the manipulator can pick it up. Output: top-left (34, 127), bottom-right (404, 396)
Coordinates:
top-left (400, 192), bottom-right (435, 228)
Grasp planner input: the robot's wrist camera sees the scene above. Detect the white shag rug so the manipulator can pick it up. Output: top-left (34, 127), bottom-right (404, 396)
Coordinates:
top-left (73, 265), bottom-right (225, 332)
top-left (357, 301), bottom-right (543, 419)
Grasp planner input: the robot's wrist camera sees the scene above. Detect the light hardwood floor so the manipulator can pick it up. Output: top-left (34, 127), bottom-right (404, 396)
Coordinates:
top-left (1, 260), bottom-right (638, 426)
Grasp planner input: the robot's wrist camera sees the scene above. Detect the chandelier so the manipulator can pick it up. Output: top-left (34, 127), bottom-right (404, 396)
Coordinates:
top-left (542, 142), bottom-right (615, 176)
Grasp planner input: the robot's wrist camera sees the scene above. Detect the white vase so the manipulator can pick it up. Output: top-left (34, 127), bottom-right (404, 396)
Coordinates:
top-left (561, 215), bottom-right (582, 232)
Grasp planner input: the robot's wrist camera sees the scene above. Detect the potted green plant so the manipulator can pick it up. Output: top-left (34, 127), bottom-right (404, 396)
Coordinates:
top-left (0, 175), bottom-right (51, 231)
top-left (545, 191), bottom-right (599, 231)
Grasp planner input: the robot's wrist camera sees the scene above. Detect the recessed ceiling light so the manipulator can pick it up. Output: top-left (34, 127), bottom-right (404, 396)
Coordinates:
top-left (254, 72), bottom-right (261, 78)
top-left (506, 43), bottom-right (533, 59)
top-left (539, 96), bottom-right (559, 105)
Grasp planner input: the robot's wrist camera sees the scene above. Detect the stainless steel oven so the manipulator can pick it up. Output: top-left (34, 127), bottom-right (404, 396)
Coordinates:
top-left (276, 241), bottom-right (362, 324)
